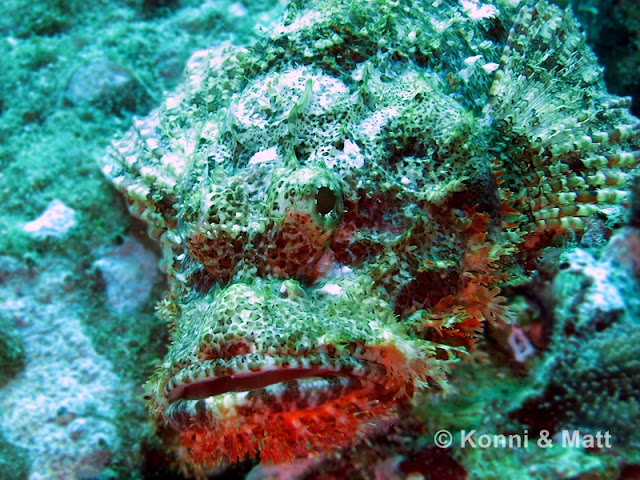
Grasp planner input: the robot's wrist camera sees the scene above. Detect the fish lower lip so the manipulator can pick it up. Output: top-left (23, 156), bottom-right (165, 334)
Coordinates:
top-left (164, 374), bottom-right (382, 431)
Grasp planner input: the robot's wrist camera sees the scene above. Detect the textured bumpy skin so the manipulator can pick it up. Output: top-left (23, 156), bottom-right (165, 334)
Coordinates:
top-left (100, 0), bottom-right (639, 472)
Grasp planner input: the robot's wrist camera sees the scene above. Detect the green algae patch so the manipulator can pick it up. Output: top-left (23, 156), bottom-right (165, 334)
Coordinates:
top-left (0, 312), bottom-right (25, 388)
top-left (0, 431), bottom-right (29, 480)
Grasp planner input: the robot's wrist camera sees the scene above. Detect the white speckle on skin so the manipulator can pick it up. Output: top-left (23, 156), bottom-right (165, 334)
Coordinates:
top-left (431, 17), bottom-right (454, 33)
top-left (482, 62), bottom-right (500, 73)
top-left (460, 55), bottom-right (484, 82)
top-left (320, 284), bottom-right (342, 296)
top-left (358, 107), bottom-right (401, 139)
top-left (245, 291), bottom-right (262, 305)
top-left (460, 0), bottom-right (499, 21)
top-left (342, 139), bottom-right (364, 169)
top-left (249, 147), bottom-right (279, 165)
top-left (23, 199), bottom-right (76, 238)
top-left (464, 55), bottom-right (483, 67)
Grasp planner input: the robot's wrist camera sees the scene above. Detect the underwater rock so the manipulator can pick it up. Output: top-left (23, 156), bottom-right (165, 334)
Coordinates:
top-left (93, 236), bottom-right (161, 314)
top-left (22, 199), bottom-right (76, 239)
top-left (602, 226), bottom-right (640, 285)
top-left (100, 0), bottom-right (639, 473)
top-left (63, 58), bottom-right (150, 114)
top-left (0, 256), bottom-right (145, 479)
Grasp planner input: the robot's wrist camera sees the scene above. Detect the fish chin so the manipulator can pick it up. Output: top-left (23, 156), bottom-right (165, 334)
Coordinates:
top-left (172, 378), bottom-right (403, 466)
top-left (159, 352), bottom-right (421, 465)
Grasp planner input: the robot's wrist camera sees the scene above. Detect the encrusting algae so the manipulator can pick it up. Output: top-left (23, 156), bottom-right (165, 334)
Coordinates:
top-left (99, 0), bottom-right (640, 474)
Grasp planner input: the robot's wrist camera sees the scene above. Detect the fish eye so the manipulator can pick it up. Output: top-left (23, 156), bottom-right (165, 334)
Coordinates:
top-left (315, 186), bottom-right (337, 216)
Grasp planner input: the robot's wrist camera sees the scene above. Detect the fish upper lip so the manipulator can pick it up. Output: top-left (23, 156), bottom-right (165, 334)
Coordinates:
top-left (164, 352), bottom-right (389, 403)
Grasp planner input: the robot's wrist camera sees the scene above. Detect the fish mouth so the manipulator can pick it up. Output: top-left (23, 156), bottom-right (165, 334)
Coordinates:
top-left (163, 353), bottom-right (394, 429)
top-left (168, 367), bottom-right (352, 401)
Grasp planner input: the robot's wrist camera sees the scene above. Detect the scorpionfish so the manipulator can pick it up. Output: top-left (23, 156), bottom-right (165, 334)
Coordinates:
top-left (100, 0), bottom-right (640, 472)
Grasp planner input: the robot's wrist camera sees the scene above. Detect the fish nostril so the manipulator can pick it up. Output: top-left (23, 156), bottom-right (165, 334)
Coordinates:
top-left (315, 186), bottom-right (336, 216)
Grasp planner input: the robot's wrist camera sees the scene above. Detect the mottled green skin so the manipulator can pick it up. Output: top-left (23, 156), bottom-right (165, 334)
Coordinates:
top-left (100, 0), bottom-right (640, 470)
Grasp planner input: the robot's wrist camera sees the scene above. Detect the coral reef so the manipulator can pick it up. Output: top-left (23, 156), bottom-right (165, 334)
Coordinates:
top-left (100, 0), bottom-right (640, 474)
top-left (0, 255), bottom-right (145, 478)
top-left (515, 227), bottom-right (640, 447)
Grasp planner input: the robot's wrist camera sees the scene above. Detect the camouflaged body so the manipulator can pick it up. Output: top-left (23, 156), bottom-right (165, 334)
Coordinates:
top-left (101, 0), bottom-right (640, 470)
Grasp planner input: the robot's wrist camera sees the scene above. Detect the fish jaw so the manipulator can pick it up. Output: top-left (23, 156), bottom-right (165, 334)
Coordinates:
top-left (144, 278), bottom-right (450, 466)
top-left (177, 383), bottom-right (402, 466)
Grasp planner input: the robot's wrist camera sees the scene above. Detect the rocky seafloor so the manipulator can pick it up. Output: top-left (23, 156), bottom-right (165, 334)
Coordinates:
top-left (1, 0), bottom-right (639, 479)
